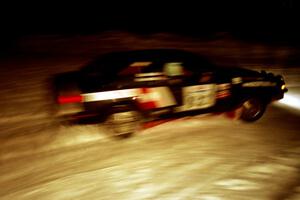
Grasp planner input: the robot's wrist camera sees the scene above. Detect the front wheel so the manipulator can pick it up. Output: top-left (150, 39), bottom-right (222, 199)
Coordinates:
top-left (240, 98), bottom-right (267, 122)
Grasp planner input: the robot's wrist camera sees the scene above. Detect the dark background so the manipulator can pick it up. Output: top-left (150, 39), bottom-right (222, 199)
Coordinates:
top-left (1, 0), bottom-right (300, 47)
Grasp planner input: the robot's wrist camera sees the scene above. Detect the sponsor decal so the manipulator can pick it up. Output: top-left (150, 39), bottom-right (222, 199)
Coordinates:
top-left (134, 77), bottom-right (167, 82)
top-left (217, 83), bottom-right (231, 90)
top-left (135, 72), bottom-right (164, 77)
top-left (216, 90), bottom-right (231, 99)
top-left (134, 72), bottom-right (167, 82)
top-left (242, 81), bottom-right (276, 87)
top-left (82, 87), bottom-right (176, 110)
top-left (137, 87), bottom-right (176, 110)
top-left (176, 84), bottom-right (216, 112)
top-left (216, 83), bottom-right (231, 99)
top-left (82, 89), bottom-right (138, 102)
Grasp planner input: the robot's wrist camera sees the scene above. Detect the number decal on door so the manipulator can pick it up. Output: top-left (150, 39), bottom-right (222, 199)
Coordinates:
top-left (183, 84), bottom-right (216, 110)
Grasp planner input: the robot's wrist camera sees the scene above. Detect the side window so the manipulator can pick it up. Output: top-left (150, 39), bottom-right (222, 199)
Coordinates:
top-left (118, 61), bottom-right (153, 76)
top-left (163, 62), bottom-right (185, 77)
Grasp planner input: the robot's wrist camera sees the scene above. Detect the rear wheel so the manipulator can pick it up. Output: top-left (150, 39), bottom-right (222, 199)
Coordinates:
top-left (240, 98), bottom-right (266, 122)
top-left (105, 105), bottom-right (142, 138)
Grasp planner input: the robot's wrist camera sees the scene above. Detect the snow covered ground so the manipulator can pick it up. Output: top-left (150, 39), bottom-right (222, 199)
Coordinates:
top-left (0, 32), bottom-right (300, 199)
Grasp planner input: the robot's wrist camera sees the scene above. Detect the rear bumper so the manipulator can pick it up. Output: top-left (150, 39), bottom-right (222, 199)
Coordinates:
top-left (55, 103), bottom-right (84, 117)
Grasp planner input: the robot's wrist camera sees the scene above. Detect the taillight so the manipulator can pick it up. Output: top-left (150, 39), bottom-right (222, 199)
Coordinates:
top-left (58, 95), bottom-right (83, 104)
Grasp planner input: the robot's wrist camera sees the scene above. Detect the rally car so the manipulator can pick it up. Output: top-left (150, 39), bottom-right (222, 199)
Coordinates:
top-left (53, 49), bottom-right (287, 137)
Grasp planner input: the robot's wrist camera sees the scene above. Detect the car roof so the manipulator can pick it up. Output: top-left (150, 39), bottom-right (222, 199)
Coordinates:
top-left (81, 49), bottom-right (217, 75)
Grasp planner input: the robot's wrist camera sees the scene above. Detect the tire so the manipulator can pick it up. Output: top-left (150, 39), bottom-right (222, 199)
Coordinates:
top-left (240, 98), bottom-right (267, 122)
top-left (105, 105), bottom-right (142, 138)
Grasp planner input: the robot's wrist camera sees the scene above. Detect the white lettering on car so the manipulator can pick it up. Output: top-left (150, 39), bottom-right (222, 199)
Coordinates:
top-left (242, 81), bottom-right (276, 87)
top-left (176, 84), bottom-right (216, 112)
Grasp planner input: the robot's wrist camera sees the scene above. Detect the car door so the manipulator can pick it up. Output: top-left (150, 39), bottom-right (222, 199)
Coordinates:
top-left (163, 62), bottom-right (217, 113)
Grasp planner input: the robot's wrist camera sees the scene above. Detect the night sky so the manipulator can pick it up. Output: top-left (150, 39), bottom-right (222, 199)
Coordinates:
top-left (1, 1), bottom-right (300, 46)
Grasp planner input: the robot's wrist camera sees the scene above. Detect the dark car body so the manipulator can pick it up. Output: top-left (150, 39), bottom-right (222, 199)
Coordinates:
top-left (53, 49), bottom-right (287, 136)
